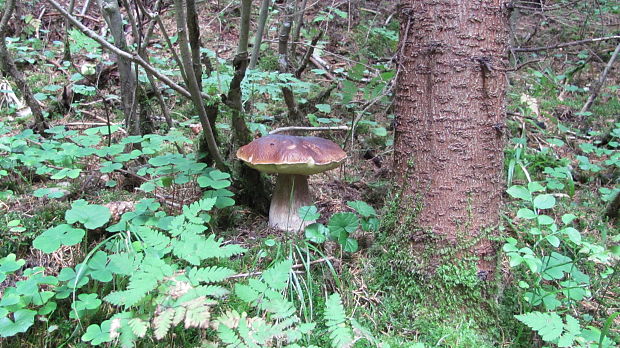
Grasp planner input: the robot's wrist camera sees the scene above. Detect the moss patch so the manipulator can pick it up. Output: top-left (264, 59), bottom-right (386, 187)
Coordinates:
top-left (365, 191), bottom-right (506, 347)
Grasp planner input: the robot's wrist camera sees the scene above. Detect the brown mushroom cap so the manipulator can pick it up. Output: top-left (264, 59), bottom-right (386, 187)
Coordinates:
top-left (236, 134), bottom-right (347, 175)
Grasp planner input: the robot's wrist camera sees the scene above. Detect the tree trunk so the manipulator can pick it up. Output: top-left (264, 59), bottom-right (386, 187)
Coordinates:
top-left (249, 0), bottom-right (271, 70)
top-left (0, 0), bottom-right (48, 135)
top-left (278, 0), bottom-right (303, 123)
top-left (96, 0), bottom-right (137, 134)
top-left (224, 0), bottom-right (271, 214)
top-left (172, 0), bottom-right (226, 170)
top-left (186, 0), bottom-right (203, 87)
top-left (392, 1), bottom-right (508, 276)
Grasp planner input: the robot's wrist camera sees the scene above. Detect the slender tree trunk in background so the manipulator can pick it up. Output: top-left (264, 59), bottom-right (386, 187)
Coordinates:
top-left (62, 0), bottom-right (75, 61)
top-left (228, 0), bottom-right (252, 147)
top-left (173, 0), bottom-right (226, 170)
top-left (278, 0), bottom-right (303, 123)
top-left (96, 0), bottom-right (137, 134)
top-left (580, 41), bottom-right (620, 114)
top-left (135, 0), bottom-right (173, 129)
top-left (249, 0), bottom-right (271, 70)
top-left (225, 0), bottom-right (270, 214)
top-left (0, 0), bottom-right (48, 135)
top-left (186, 0), bottom-right (203, 88)
top-left (290, 0), bottom-right (308, 61)
top-left (393, 0), bottom-right (508, 275)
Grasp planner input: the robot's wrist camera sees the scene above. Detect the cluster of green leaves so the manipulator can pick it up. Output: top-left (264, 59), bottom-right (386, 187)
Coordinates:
top-left (0, 122), bottom-right (220, 199)
top-left (577, 122), bottom-right (620, 202)
top-left (505, 181), bottom-right (617, 347)
top-left (300, 200), bottom-right (379, 253)
top-left (0, 198), bottom-right (112, 338)
top-left (216, 259), bottom-right (380, 347)
top-left (1, 191), bottom-right (380, 347)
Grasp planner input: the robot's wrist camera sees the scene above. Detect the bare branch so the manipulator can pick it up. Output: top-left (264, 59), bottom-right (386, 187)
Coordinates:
top-left (269, 126), bottom-right (349, 134)
top-left (513, 35), bottom-right (620, 52)
top-left (45, 0), bottom-right (194, 99)
top-left (581, 41), bottom-right (620, 114)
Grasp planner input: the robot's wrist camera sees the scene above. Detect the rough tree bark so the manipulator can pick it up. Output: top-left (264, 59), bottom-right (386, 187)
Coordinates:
top-left (186, 0), bottom-right (203, 87)
top-left (62, 0), bottom-right (75, 61)
top-left (223, 0), bottom-right (270, 213)
top-left (392, 1), bottom-right (509, 275)
top-left (0, 0), bottom-right (48, 135)
top-left (96, 0), bottom-right (137, 134)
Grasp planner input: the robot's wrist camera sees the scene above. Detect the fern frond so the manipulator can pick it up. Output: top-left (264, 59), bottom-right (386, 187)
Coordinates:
top-left (187, 266), bottom-right (235, 284)
top-left (202, 234), bottom-right (247, 259)
top-left (262, 259), bottom-right (292, 291)
top-left (183, 296), bottom-right (212, 329)
top-left (324, 293), bottom-right (354, 348)
top-left (515, 311), bottom-right (563, 343)
top-left (153, 308), bottom-right (175, 340)
top-left (216, 310), bottom-right (246, 347)
top-left (128, 318), bottom-right (148, 338)
top-left (172, 306), bottom-right (186, 326)
top-left (172, 234), bottom-right (208, 265)
top-left (135, 226), bottom-right (171, 252)
top-left (105, 255), bottom-right (173, 307)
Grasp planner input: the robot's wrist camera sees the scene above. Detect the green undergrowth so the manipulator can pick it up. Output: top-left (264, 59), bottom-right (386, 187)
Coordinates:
top-left (361, 192), bottom-right (503, 347)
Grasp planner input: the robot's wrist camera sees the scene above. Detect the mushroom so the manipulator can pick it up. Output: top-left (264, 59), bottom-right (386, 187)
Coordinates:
top-left (236, 134), bottom-right (347, 231)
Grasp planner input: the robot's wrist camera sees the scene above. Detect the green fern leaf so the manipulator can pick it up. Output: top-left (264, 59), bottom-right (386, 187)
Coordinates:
top-left (325, 293), bottom-right (353, 348)
top-left (128, 318), bottom-right (148, 338)
top-left (172, 234), bottom-right (208, 265)
top-left (262, 296), bottom-right (296, 319)
top-left (135, 226), bottom-right (171, 252)
top-left (153, 308), bottom-right (175, 340)
top-left (105, 255), bottom-right (173, 307)
top-left (183, 297), bottom-right (212, 329)
top-left (219, 325), bottom-right (246, 347)
top-left (235, 283), bottom-right (260, 303)
top-left (515, 311), bottom-right (563, 342)
top-left (217, 311), bottom-right (246, 347)
top-left (262, 260), bottom-right (292, 291)
top-left (179, 285), bottom-right (229, 301)
top-left (201, 235), bottom-right (246, 259)
top-left (187, 266), bottom-right (235, 284)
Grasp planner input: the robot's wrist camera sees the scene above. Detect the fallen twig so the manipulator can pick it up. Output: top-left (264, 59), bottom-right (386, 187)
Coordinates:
top-left (228, 257), bottom-right (336, 279)
top-left (580, 41), bottom-right (620, 114)
top-left (269, 126), bottom-right (349, 134)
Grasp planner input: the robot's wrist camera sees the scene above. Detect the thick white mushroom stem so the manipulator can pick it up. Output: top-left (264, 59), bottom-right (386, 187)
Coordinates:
top-left (270, 174), bottom-right (314, 231)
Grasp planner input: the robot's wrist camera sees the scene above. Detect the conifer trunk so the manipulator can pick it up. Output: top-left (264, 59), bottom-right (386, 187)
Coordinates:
top-left (393, 0), bottom-right (509, 275)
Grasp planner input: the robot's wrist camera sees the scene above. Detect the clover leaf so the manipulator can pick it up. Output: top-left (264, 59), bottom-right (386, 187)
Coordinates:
top-left (65, 200), bottom-right (111, 229)
top-left (99, 161), bottom-right (122, 174)
top-left (0, 309), bottom-right (36, 337)
top-left (70, 293), bottom-right (102, 319)
top-left (33, 224), bottom-right (86, 253)
top-left (0, 254), bottom-right (25, 283)
top-left (87, 251), bottom-right (113, 282)
top-left (81, 321), bottom-right (112, 345)
top-left (197, 170), bottom-right (231, 189)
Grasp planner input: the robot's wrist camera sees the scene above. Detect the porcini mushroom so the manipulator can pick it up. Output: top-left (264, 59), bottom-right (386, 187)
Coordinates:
top-left (236, 134), bottom-right (347, 231)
